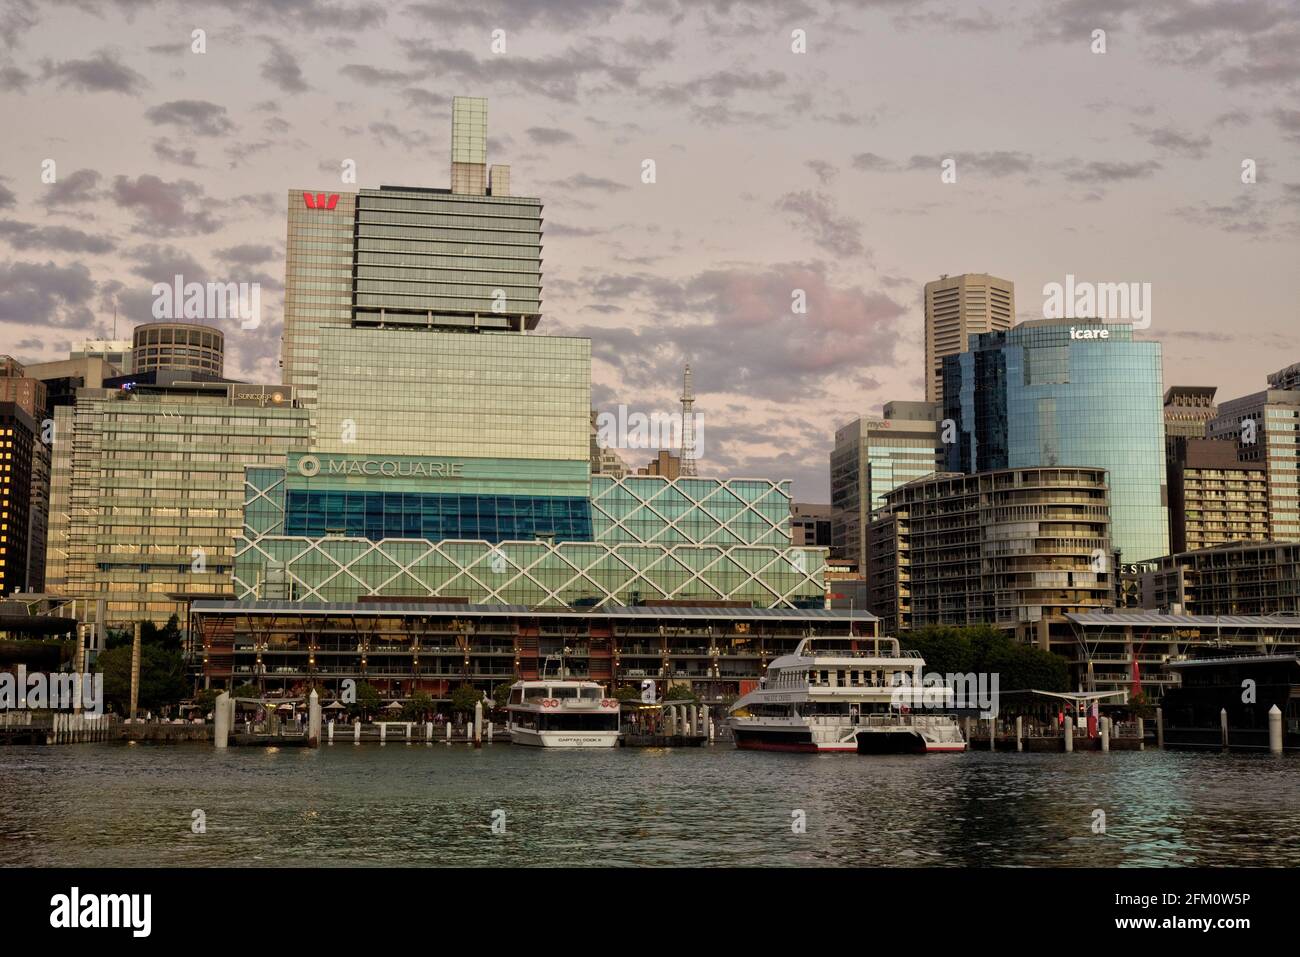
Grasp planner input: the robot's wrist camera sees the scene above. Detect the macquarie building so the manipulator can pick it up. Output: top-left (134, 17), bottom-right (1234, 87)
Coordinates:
top-left (233, 96), bottom-right (825, 616)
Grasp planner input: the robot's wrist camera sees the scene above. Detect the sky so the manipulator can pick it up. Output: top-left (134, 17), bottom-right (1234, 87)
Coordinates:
top-left (1, 0), bottom-right (1298, 501)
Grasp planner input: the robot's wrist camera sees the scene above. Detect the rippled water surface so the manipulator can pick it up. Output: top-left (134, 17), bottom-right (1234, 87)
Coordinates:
top-left (1, 743), bottom-right (1296, 866)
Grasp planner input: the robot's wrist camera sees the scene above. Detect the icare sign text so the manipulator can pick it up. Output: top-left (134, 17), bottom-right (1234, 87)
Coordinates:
top-left (297, 455), bottom-right (464, 479)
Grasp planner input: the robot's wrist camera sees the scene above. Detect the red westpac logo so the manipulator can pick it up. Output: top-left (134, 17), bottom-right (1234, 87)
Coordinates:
top-left (303, 192), bottom-right (339, 210)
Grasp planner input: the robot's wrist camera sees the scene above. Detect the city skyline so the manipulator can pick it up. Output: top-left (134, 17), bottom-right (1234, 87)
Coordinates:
top-left (2, 0), bottom-right (1299, 500)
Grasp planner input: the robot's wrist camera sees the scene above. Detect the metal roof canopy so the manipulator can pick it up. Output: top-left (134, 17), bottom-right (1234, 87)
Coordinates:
top-left (1001, 689), bottom-right (1130, 702)
top-left (188, 598), bottom-right (876, 622)
top-left (1167, 653), bottom-right (1300, 669)
top-left (1065, 612), bottom-right (1300, 629)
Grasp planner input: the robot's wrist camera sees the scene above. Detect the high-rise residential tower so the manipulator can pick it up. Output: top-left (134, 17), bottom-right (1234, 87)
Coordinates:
top-left (923, 273), bottom-right (1015, 404)
top-left (943, 319), bottom-right (1169, 562)
top-left (1209, 387), bottom-right (1300, 542)
top-left (867, 467), bottom-right (1113, 657)
top-left (1166, 437), bottom-right (1269, 553)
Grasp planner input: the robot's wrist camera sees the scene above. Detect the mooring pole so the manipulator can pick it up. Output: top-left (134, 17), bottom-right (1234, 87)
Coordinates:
top-left (129, 621), bottom-right (142, 723)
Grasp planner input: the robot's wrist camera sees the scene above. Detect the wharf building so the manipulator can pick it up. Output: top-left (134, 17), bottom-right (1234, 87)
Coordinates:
top-left (943, 319), bottom-right (1169, 563)
top-left (1063, 610), bottom-right (1300, 701)
top-left (866, 467), bottom-right (1115, 674)
top-left (194, 600), bottom-right (875, 704)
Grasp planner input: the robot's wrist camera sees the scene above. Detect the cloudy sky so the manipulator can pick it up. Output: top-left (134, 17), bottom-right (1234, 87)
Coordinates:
top-left (1, 0), bottom-right (1298, 499)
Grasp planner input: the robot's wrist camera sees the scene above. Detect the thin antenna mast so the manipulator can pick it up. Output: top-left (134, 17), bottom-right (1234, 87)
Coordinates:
top-left (680, 363), bottom-right (696, 477)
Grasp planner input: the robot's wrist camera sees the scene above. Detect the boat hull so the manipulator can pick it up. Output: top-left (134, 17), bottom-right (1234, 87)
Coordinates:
top-left (509, 726), bottom-right (619, 748)
top-left (731, 719), bottom-right (967, 754)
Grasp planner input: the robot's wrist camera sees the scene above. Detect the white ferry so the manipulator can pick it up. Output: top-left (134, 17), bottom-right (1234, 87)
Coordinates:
top-left (727, 635), bottom-right (966, 754)
top-left (506, 679), bottom-right (621, 748)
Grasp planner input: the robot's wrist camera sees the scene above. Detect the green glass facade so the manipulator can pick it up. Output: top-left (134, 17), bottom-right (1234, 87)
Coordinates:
top-left (46, 386), bottom-right (310, 626)
top-left (313, 327), bottom-right (589, 462)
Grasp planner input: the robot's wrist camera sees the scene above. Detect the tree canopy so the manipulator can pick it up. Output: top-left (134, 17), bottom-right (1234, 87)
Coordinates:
top-left (98, 643), bottom-right (189, 714)
top-left (898, 624), bottom-right (1068, 692)
top-left (450, 683), bottom-right (482, 714)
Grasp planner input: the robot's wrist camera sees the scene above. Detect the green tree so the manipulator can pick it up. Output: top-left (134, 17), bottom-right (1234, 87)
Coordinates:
top-left (450, 683), bottom-right (482, 715)
top-left (899, 625), bottom-right (977, 676)
top-left (492, 681), bottom-right (515, 710)
top-left (900, 624), bottom-right (1068, 694)
top-left (613, 685), bottom-right (641, 702)
top-left (348, 681), bottom-right (382, 720)
top-left (148, 615), bottom-right (184, 653)
top-left (193, 688), bottom-right (220, 714)
top-left (98, 644), bottom-right (189, 715)
top-left (665, 684), bottom-right (697, 702)
top-left (403, 691), bottom-right (435, 721)
top-left (231, 683), bottom-right (260, 700)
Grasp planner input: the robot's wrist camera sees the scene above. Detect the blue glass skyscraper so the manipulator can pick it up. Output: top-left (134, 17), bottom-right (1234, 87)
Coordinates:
top-left (943, 320), bottom-right (1168, 562)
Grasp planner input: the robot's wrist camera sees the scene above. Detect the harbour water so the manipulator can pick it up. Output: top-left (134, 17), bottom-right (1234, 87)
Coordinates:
top-left (2, 744), bottom-right (1297, 867)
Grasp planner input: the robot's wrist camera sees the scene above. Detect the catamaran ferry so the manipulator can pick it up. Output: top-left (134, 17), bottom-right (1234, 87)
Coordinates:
top-left (727, 635), bottom-right (966, 754)
top-left (506, 679), bottom-right (621, 748)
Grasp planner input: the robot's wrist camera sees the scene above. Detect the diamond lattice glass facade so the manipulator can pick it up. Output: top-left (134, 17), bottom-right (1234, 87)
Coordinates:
top-left (236, 467), bottom-right (823, 607)
top-left (944, 320), bottom-right (1168, 562)
top-left (589, 475), bottom-right (792, 546)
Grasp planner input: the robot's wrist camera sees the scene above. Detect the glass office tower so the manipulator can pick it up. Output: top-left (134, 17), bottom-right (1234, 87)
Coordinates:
top-left (944, 319), bottom-right (1168, 562)
top-left (830, 402), bottom-right (939, 570)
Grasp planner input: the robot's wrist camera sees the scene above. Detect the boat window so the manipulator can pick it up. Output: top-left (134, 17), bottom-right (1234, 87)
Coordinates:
top-left (820, 670), bottom-right (829, 685)
top-left (553, 687), bottom-right (578, 699)
top-left (579, 687), bottom-right (600, 699)
top-left (509, 689), bottom-right (523, 704)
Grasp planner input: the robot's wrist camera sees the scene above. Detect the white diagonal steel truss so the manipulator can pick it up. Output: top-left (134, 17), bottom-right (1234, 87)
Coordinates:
top-left (589, 475), bottom-right (792, 547)
top-left (234, 536), bottom-right (825, 608)
top-left (235, 470), bottom-right (821, 607)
